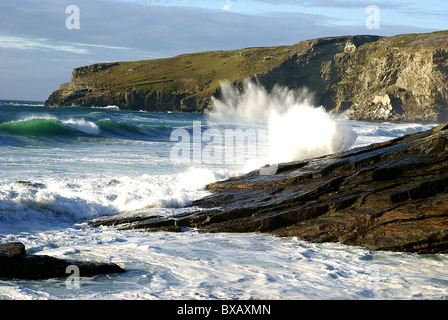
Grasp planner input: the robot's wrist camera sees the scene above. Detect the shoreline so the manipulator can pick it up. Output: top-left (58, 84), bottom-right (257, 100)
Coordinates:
top-left (91, 122), bottom-right (448, 254)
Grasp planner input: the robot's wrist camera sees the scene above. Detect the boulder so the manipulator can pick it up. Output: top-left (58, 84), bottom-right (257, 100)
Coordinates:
top-left (0, 242), bottom-right (26, 258)
top-left (0, 242), bottom-right (125, 280)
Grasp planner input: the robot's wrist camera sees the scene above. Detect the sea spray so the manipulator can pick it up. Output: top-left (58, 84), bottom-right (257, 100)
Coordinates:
top-left (267, 104), bottom-right (356, 163)
top-left (209, 80), bottom-right (357, 167)
top-left (210, 79), bottom-right (315, 119)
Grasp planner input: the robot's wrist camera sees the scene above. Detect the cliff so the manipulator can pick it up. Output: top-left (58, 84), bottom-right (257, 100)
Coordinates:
top-left (46, 30), bottom-right (448, 123)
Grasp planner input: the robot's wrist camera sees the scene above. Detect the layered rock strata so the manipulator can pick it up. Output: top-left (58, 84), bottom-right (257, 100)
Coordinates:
top-left (90, 122), bottom-right (448, 254)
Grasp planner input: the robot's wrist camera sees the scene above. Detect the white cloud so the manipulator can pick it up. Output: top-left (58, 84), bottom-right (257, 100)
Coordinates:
top-left (0, 0), bottom-right (442, 101)
top-left (66, 42), bottom-right (131, 51)
top-left (0, 35), bottom-right (89, 54)
top-left (0, 35), bottom-right (133, 55)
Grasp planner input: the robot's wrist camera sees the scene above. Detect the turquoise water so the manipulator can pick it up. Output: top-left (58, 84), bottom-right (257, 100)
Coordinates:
top-left (0, 100), bottom-right (447, 300)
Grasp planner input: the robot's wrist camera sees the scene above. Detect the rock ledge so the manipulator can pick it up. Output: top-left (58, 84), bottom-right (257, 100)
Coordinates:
top-left (91, 122), bottom-right (448, 254)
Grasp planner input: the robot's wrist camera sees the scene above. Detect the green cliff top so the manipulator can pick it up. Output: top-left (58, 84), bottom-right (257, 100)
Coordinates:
top-left (70, 30), bottom-right (448, 94)
top-left (48, 30), bottom-right (448, 121)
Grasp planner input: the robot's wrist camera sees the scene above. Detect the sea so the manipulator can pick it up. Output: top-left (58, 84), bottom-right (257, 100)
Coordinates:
top-left (0, 92), bottom-right (447, 300)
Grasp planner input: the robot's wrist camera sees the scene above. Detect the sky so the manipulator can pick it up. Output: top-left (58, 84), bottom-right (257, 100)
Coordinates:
top-left (1, 0), bottom-right (447, 101)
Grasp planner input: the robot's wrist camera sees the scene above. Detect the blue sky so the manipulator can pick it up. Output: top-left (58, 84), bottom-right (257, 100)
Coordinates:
top-left (1, 0), bottom-right (447, 101)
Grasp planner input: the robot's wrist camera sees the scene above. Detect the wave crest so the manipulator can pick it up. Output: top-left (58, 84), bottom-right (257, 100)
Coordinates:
top-left (0, 118), bottom-right (74, 137)
top-left (0, 117), bottom-right (173, 142)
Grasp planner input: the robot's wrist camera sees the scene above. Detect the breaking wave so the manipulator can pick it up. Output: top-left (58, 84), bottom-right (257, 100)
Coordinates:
top-left (0, 117), bottom-right (173, 142)
top-left (0, 167), bottom-right (229, 225)
top-left (208, 79), bottom-right (357, 166)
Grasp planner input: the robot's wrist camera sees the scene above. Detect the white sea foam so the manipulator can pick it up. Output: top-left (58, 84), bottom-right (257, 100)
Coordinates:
top-left (63, 118), bottom-right (100, 135)
top-left (1, 227), bottom-right (448, 300)
top-left (14, 114), bottom-right (57, 122)
top-left (92, 105), bottom-right (120, 110)
top-left (8, 102), bottom-right (45, 107)
top-left (0, 103), bottom-right (444, 301)
top-left (350, 121), bottom-right (437, 149)
top-left (0, 166), bottom-right (232, 225)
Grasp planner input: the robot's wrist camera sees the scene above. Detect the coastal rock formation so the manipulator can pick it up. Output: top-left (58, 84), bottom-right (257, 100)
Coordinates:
top-left (46, 30), bottom-right (448, 123)
top-left (0, 242), bottom-right (125, 280)
top-left (91, 122), bottom-right (448, 254)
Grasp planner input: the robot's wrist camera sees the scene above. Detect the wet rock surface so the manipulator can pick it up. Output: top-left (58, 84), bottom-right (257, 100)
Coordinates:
top-left (91, 123), bottom-right (448, 254)
top-left (0, 242), bottom-right (125, 280)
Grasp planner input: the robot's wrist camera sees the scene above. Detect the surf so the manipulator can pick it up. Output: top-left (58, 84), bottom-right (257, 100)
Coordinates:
top-left (0, 116), bottom-right (174, 143)
top-left (0, 118), bottom-right (79, 137)
top-left (208, 79), bottom-right (357, 168)
top-left (0, 100), bottom-right (445, 300)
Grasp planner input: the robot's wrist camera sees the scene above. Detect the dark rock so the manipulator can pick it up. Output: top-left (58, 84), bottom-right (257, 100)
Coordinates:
top-left (371, 166), bottom-right (403, 181)
top-left (91, 122), bottom-right (448, 254)
top-left (0, 242), bottom-right (125, 280)
top-left (14, 181), bottom-right (46, 189)
top-left (0, 242), bottom-right (26, 258)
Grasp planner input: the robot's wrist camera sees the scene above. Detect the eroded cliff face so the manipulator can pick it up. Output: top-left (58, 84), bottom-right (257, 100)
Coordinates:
top-left (340, 38), bottom-right (448, 123)
top-left (46, 31), bottom-right (448, 123)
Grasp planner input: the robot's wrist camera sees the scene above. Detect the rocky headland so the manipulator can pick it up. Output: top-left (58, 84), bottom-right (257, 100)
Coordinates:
top-left (90, 122), bottom-right (448, 254)
top-left (43, 30), bottom-right (448, 255)
top-left (46, 30), bottom-right (448, 123)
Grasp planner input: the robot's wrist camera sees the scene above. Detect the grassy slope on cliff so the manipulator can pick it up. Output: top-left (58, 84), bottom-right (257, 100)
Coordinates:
top-left (72, 44), bottom-right (302, 95)
top-left (47, 30), bottom-right (448, 121)
top-left (70, 30), bottom-right (448, 93)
